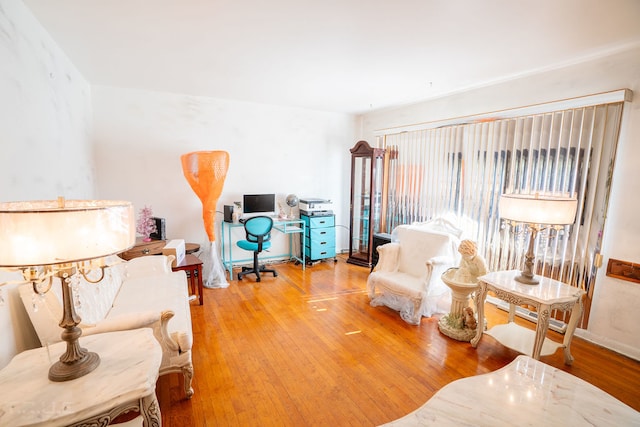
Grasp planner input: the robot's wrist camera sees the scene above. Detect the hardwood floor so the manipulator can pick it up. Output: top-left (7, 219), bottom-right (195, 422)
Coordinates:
top-left (156, 255), bottom-right (640, 426)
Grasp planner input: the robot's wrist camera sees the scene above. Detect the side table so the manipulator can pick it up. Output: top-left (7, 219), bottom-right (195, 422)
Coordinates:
top-left (471, 270), bottom-right (585, 365)
top-left (0, 329), bottom-right (162, 426)
top-left (173, 254), bottom-right (204, 305)
top-left (120, 238), bottom-right (200, 261)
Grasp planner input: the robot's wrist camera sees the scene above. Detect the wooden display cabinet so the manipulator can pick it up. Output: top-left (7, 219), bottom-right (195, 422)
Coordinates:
top-left (347, 140), bottom-right (386, 267)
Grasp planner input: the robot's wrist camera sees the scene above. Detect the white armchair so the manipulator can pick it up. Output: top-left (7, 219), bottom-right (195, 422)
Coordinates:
top-left (367, 221), bottom-right (461, 325)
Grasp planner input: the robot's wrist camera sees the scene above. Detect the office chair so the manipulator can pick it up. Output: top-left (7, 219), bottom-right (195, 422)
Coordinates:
top-left (236, 216), bottom-right (278, 282)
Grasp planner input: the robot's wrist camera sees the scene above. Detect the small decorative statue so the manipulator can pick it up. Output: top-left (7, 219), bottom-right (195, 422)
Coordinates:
top-left (463, 306), bottom-right (477, 330)
top-left (452, 239), bottom-right (488, 284)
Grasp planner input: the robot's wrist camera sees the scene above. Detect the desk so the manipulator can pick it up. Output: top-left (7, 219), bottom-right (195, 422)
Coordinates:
top-left (220, 218), bottom-right (305, 278)
top-left (173, 254), bottom-right (204, 305)
top-left (471, 270), bottom-right (585, 365)
top-left (383, 355), bottom-right (639, 426)
top-left (0, 329), bottom-right (162, 426)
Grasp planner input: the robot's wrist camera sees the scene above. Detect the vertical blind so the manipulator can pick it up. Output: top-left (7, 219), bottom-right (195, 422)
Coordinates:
top-left (378, 100), bottom-right (624, 307)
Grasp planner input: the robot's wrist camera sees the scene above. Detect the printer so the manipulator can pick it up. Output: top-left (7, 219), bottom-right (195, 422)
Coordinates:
top-left (299, 198), bottom-right (333, 216)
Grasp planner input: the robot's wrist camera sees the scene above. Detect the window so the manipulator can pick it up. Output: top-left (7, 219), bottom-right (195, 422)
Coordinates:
top-left (376, 90), bottom-right (629, 327)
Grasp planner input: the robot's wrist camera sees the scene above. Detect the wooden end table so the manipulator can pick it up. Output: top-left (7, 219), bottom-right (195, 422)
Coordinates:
top-left (120, 238), bottom-right (200, 261)
top-left (173, 254), bottom-right (204, 305)
top-left (0, 329), bottom-right (162, 426)
top-left (471, 270), bottom-right (585, 365)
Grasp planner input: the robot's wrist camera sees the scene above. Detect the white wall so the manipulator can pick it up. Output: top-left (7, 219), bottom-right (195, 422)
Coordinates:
top-left (92, 86), bottom-right (356, 257)
top-left (359, 43), bottom-right (640, 360)
top-left (0, 0), bottom-right (93, 367)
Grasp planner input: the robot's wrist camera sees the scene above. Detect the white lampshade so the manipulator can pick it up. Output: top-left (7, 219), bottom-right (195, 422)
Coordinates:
top-left (0, 199), bottom-right (135, 267)
top-left (499, 194), bottom-right (578, 226)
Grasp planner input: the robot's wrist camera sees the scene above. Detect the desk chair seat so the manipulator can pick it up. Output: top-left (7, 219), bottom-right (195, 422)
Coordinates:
top-left (236, 216), bottom-right (278, 282)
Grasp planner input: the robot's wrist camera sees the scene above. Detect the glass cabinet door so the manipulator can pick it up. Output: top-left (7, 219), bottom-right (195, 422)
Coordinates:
top-left (348, 141), bottom-right (385, 267)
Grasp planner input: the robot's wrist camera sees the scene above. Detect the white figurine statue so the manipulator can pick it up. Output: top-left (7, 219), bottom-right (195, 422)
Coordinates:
top-left (452, 240), bottom-right (488, 284)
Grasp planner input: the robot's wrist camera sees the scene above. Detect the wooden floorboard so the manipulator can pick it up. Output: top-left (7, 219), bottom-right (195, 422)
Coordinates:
top-left (157, 255), bottom-right (640, 426)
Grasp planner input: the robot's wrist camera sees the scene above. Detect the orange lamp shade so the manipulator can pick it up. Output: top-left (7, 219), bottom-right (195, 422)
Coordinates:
top-left (181, 151), bottom-right (230, 242)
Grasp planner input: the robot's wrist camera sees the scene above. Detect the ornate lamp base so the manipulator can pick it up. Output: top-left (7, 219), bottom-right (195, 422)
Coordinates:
top-left (49, 351), bottom-right (100, 382)
top-left (514, 272), bottom-right (540, 285)
top-left (48, 266), bottom-right (101, 382)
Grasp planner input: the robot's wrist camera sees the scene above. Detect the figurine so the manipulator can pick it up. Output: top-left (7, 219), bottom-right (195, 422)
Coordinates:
top-left (452, 240), bottom-right (488, 284)
top-left (463, 306), bottom-right (477, 330)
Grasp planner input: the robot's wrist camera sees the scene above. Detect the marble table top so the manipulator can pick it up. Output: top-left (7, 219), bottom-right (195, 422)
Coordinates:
top-left (0, 328), bottom-right (161, 426)
top-left (479, 270), bottom-right (585, 304)
top-left (382, 355), bottom-right (639, 426)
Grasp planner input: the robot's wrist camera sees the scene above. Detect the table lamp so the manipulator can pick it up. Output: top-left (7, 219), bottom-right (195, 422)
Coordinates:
top-left (499, 193), bottom-right (578, 285)
top-left (0, 198), bottom-right (135, 381)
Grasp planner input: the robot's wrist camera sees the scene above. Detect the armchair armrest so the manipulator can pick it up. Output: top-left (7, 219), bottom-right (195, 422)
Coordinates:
top-left (426, 255), bottom-right (455, 266)
top-left (423, 255), bottom-right (457, 288)
top-left (373, 243), bottom-right (400, 272)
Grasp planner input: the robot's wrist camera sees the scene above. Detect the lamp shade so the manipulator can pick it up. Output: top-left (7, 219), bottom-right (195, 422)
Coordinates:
top-left (0, 199), bottom-right (135, 267)
top-left (499, 194), bottom-right (578, 226)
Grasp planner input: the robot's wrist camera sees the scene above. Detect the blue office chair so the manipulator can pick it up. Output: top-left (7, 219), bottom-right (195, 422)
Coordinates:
top-left (236, 216), bottom-right (278, 282)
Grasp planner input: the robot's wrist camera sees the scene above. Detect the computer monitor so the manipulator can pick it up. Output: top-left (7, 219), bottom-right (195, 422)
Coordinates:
top-left (242, 194), bottom-right (276, 218)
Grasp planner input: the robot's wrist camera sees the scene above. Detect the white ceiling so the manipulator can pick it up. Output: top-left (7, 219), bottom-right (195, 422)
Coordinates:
top-left (23, 0), bottom-right (640, 114)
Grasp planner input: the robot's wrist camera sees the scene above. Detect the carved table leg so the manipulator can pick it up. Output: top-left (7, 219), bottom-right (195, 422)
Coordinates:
top-left (562, 296), bottom-right (583, 365)
top-left (532, 303), bottom-right (550, 360)
top-left (471, 283), bottom-right (488, 348)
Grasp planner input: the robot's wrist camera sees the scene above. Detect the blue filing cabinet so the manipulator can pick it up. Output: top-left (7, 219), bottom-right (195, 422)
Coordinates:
top-left (301, 214), bottom-right (336, 263)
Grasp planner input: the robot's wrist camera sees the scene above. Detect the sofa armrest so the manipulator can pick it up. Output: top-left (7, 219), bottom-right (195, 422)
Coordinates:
top-left (373, 243), bottom-right (401, 272)
top-left (80, 310), bottom-right (164, 335)
top-left (81, 309), bottom-right (182, 352)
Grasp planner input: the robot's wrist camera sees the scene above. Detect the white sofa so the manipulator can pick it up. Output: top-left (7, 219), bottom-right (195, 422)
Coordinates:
top-left (19, 255), bottom-right (194, 398)
top-left (367, 222), bottom-right (461, 325)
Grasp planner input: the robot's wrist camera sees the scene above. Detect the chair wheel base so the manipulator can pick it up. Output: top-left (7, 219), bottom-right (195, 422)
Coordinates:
top-left (237, 265), bottom-right (277, 282)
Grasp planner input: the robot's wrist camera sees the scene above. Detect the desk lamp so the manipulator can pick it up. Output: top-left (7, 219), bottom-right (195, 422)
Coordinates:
top-left (499, 193), bottom-right (577, 285)
top-left (0, 198), bottom-right (134, 381)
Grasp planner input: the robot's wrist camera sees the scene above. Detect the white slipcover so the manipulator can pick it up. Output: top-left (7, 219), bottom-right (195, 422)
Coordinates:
top-left (367, 222), bottom-right (461, 325)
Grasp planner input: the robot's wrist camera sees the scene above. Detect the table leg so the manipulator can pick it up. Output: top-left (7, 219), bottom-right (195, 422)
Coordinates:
top-left (471, 283), bottom-right (488, 348)
top-left (508, 303), bottom-right (516, 323)
top-left (532, 303), bottom-right (551, 360)
top-left (141, 392), bottom-right (162, 427)
top-left (196, 264), bottom-right (204, 305)
top-left (188, 269), bottom-right (196, 295)
top-left (562, 296), bottom-right (583, 365)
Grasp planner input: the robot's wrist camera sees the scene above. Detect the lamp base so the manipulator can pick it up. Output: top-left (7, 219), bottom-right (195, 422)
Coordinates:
top-left (49, 350), bottom-right (100, 382)
top-left (514, 272), bottom-right (540, 285)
